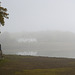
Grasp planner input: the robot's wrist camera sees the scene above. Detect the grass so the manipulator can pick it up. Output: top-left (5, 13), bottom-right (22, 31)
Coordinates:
top-left (0, 55), bottom-right (75, 75)
top-left (15, 68), bottom-right (75, 75)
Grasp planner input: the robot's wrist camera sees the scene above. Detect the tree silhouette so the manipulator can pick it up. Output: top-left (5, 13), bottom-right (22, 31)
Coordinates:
top-left (0, 2), bottom-right (9, 26)
top-left (0, 2), bottom-right (9, 59)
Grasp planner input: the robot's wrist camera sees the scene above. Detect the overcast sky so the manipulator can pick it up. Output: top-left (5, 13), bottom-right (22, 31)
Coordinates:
top-left (1, 0), bottom-right (75, 33)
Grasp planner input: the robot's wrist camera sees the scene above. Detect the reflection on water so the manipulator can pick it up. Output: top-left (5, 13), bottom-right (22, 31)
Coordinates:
top-left (16, 51), bottom-right (38, 56)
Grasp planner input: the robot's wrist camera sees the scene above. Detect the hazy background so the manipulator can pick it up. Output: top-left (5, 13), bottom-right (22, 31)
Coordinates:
top-left (1, 31), bottom-right (75, 58)
top-left (1, 0), bottom-right (75, 33)
top-left (0, 0), bottom-right (75, 58)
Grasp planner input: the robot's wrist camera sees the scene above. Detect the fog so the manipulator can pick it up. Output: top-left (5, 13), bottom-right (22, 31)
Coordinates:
top-left (1, 0), bottom-right (75, 33)
top-left (1, 31), bottom-right (75, 58)
top-left (1, 0), bottom-right (75, 58)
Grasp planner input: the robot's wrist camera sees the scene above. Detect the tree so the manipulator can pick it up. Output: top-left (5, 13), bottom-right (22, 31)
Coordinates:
top-left (0, 2), bottom-right (9, 26)
top-left (0, 2), bottom-right (9, 59)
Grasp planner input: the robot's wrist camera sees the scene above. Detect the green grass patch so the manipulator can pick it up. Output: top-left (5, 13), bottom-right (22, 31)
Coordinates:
top-left (15, 68), bottom-right (75, 75)
top-left (1, 55), bottom-right (75, 75)
top-left (0, 59), bottom-right (9, 64)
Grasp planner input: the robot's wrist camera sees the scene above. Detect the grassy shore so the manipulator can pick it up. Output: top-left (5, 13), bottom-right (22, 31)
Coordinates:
top-left (0, 55), bottom-right (75, 75)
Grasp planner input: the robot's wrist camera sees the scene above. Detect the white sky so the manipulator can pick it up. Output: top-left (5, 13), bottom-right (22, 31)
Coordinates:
top-left (1, 0), bottom-right (75, 33)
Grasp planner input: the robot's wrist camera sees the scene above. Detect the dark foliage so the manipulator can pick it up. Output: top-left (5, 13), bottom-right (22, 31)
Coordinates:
top-left (0, 2), bottom-right (9, 26)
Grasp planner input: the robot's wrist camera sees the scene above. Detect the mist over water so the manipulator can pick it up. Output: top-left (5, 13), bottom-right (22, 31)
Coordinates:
top-left (1, 31), bottom-right (75, 58)
top-left (1, 0), bottom-right (75, 58)
top-left (16, 51), bottom-right (37, 56)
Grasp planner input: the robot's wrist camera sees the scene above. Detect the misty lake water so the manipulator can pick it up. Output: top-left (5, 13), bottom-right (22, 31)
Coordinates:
top-left (1, 31), bottom-right (75, 58)
top-left (16, 51), bottom-right (38, 56)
